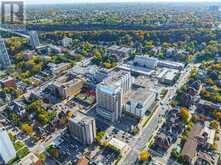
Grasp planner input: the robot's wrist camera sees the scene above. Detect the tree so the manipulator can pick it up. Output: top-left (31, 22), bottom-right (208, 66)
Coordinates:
top-left (51, 148), bottom-right (59, 158)
top-left (21, 124), bottom-right (33, 135)
top-left (180, 107), bottom-right (190, 123)
top-left (139, 150), bottom-right (150, 161)
top-left (38, 152), bottom-right (46, 162)
top-left (215, 112), bottom-right (221, 121)
top-left (210, 120), bottom-right (219, 129)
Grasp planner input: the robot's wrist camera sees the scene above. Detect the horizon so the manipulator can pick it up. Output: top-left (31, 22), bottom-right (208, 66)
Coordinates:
top-left (6, 0), bottom-right (221, 5)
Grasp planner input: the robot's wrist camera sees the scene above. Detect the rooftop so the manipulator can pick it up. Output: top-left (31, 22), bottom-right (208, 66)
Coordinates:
top-left (69, 111), bottom-right (94, 125)
top-left (53, 73), bottom-right (84, 89)
top-left (99, 70), bottom-right (130, 90)
top-left (0, 130), bottom-right (16, 163)
top-left (18, 153), bottom-right (39, 165)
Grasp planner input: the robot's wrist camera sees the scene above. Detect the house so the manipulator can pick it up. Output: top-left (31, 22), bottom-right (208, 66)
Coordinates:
top-left (154, 111), bottom-right (184, 151)
top-left (155, 133), bottom-right (173, 150)
top-left (181, 93), bottom-right (194, 107)
top-left (195, 152), bottom-right (216, 165)
top-left (198, 126), bottom-right (215, 149)
top-left (9, 99), bottom-right (27, 117)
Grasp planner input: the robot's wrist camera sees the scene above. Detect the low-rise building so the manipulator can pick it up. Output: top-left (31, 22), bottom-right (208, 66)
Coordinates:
top-left (107, 45), bottom-right (134, 61)
top-left (47, 63), bottom-right (71, 76)
top-left (68, 112), bottom-right (96, 145)
top-left (50, 73), bottom-right (85, 99)
top-left (158, 60), bottom-right (185, 70)
top-left (108, 138), bottom-right (129, 154)
top-left (18, 152), bottom-right (41, 165)
top-left (0, 77), bottom-right (16, 88)
top-left (123, 77), bottom-right (157, 117)
top-left (157, 68), bottom-right (179, 85)
top-left (62, 37), bottom-right (73, 47)
top-left (133, 55), bottom-right (159, 69)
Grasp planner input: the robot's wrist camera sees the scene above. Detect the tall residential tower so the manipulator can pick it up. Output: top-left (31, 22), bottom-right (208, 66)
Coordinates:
top-left (96, 71), bottom-right (133, 122)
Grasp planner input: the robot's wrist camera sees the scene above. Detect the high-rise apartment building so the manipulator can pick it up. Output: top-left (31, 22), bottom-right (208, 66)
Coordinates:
top-left (0, 39), bottom-right (11, 69)
top-left (29, 31), bottom-right (40, 49)
top-left (96, 71), bottom-right (133, 122)
top-left (68, 112), bottom-right (96, 145)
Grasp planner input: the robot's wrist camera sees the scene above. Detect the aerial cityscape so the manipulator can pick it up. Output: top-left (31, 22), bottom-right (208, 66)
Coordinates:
top-left (0, 0), bottom-right (221, 165)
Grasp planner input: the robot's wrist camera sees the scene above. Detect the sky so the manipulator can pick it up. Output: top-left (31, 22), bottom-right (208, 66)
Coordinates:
top-left (1, 0), bottom-right (220, 4)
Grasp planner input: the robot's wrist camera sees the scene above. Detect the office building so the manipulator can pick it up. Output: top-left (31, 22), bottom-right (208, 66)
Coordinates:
top-left (158, 60), bottom-right (185, 70)
top-left (47, 63), bottom-right (71, 75)
top-left (0, 129), bottom-right (16, 164)
top-left (107, 45), bottom-right (134, 61)
top-left (157, 68), bottom-right (179, 85)
top-left (50, 73), bottom-right (84, 99)
top-left (29, 31), bottom-right (40, 49)
top-left (68, 112), bottom-right (96, 145)
top-left (96, 71), bottom-right (133, 122)
top-left (62, 37), bottom-right (73, 47)
top-left (133, 55), bottom-right (158, 69)
top-left (0, 39), bottom-right (11, 69)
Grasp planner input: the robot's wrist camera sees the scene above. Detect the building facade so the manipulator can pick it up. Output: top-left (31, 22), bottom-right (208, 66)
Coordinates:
top-left (68, 112), bottom-right (96, 145)
top-left (29, 31), bottom-right (40, 49)
top-left (96, 71), bottom-right (133, 122)
top-left (0, 39), bottom-right (11, 69)
top-left (133, 55), bottom-right (159, 69)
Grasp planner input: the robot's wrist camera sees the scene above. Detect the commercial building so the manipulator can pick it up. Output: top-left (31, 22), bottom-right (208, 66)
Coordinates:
top-left (68, 112), bottom-right (96, 145)
top-left (157, 68), bottom-right (179, 85)
top-left (133, 55), bottom-right (159, 69)
top-left (18, 153), bottom-right (41, 165)
top-left (50, 73), bottom-right (84, 99)
top-left (96, 71), bottom-right (133, 122)
top-left (0, 77), bottom-right (16, 88)
top-left (108, 138), bottom-right (129, 154)
top-left (107, 45), bottom-right (134, 61)
top-left (29, 31), bottom-right (40, 49)
top-left (47, 63), bottom-right (71, 75)
top-left (62, 37), bottom-right (73, 47)
top-left (157, 60), bottom-right (185, 70)
top-left (0, 38), bottom-right (11, 69)
top-left (123, 77), bottom-right (157, 117)
top-left (0, 129), bottom-right (16, 164)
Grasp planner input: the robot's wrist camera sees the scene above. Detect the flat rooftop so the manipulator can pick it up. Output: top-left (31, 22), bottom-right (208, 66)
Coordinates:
top-left (70, 111), bottom-right (94, 125)
top-left (100, 70), bottom-right (130, 88)
top-left (54, 74), bottom-right (83, 88)
top-left (123, 77), bottom-right (156, 103)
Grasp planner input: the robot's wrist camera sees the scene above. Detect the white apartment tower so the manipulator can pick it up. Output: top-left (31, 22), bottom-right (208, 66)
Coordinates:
top-left (96, 71), bottom-right (133, 122)
top-left (68, 112), bottom-right (96, 145)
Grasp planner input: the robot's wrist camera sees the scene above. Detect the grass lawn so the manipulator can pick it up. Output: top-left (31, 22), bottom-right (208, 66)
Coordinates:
top-left (14, 141), bottom-right (25, 151)
top-left (17, 146), bottom-right (30, 159)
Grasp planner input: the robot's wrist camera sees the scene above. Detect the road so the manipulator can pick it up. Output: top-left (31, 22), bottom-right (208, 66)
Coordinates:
top-left (121, 64), bottom-right (195, 165)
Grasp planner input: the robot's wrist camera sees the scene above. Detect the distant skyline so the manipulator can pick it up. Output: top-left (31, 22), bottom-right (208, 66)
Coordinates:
top-left (9, 0), bottom-right (221, 5)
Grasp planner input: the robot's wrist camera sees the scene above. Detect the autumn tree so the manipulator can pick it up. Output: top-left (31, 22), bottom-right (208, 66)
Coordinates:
top-left (180, 107), bottom-right (190, 123)
top-left (139, 150), bottom-right (150, 161)
top-left (21, 124), bottom-right (33, 135)
top-left (210, 120), bottom-right (219, 129)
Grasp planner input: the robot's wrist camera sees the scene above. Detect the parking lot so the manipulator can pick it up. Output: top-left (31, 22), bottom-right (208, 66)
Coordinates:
top-left (91, 146), bottom-right (120, 165)
top-left (55, 132), bottom-right (84, 164)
